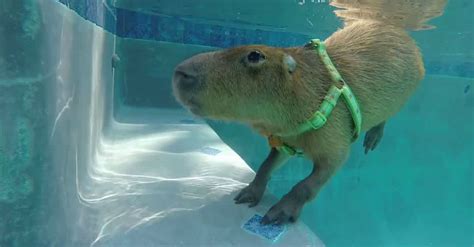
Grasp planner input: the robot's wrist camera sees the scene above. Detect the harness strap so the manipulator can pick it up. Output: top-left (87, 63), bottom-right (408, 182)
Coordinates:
top-left (265, 39), bottom-right (362, 156)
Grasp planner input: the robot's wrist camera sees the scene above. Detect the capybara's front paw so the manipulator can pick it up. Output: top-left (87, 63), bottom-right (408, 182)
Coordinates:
top-left (234, 182), bottom-right (266, 207)
top-left (261, 194), bottom-right (304, 225)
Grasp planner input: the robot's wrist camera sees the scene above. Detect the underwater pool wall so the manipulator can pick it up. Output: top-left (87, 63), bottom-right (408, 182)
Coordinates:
top-left (1, 0), bottom-right (116, 245)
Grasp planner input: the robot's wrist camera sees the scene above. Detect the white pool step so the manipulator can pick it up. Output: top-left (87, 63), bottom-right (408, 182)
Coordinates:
top-left (91, 106), bottom-right (324, 246)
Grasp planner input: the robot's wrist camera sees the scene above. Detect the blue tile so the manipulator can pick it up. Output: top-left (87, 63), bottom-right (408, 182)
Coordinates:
top-left (242, 214), bottom-right (286, 242)
top-left (281, 35), bottom-right (296, 46)
top-left (208, 25), bottom-right (223, 47)
top-left (122, 11), bottom-right (151, 39)
top-left (103, 4), bottom-right (117, 33)
top-left (426, 60), bottom-right (443, 74)
top-left (69, 0), bottom-right (87, 19)
top-left (210, 25), bottom-right (239, 48)
top-left (292, 34), bottom-right (311, 46)
top-left (156, 16), bottom-right (184, 43)
top-left (199, 147), bottom-right (222, 156)
top-left (117, 8), bottom-right (155, 39)
top-left (254, 29), bottom-right (270, 45)
top-left (455, 62), bottom-right (474, 78)
top-left (183, 22), bottom-right (211, 46)
top-left (118, 8), bottom-right (137, 37)
top-left (267, 31), bottom-right (287, 46)
top-left (115, 8), bottom-right (127, 37)
top-left (93, 2), bottom-right (106, 27)
top-left (84, 0), bottom-right (98, 24)
top-left (232, 28), bottom-right (252, 46)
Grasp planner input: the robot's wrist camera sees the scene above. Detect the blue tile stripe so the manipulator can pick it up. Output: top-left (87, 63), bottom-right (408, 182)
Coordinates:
top-left (115, 7), bottom-right (310, 48)
top-left (57, 0), bottom-right (473, 78)
top-left (58, 0), bottom-right (309, 48)
top-left (59, 0), bottom-right (117, 33)
top-left (425, 60), bottom-right (474, 78)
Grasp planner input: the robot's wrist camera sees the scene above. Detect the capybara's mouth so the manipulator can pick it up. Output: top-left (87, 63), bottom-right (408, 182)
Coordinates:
top-left (172, 87), bottom-right (203, 115)
top-left (184, 98), bottom-right (203, 116)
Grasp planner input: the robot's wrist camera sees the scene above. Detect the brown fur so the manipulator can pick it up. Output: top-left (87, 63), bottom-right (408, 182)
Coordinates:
top-left (174, 20), bottom-right (424, 160)
top-left (172, 0), bottom-right (447, 224)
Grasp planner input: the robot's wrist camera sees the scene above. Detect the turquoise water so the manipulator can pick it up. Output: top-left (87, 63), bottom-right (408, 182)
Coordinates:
top-left (0, 0), bottom-right (472, 246)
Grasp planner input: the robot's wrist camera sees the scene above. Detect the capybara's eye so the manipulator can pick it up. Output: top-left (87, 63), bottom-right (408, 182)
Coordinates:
top-left (247, 51), bottom-right (266, 63)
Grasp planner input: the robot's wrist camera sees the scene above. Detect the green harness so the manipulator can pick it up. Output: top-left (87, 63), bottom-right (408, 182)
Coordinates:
top-left (268, 39), bottom-right (362, 156)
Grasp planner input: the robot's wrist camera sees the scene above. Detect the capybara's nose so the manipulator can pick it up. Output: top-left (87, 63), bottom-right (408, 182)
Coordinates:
top-left (173, 52), bottom-right (216, 92)
top-left (173, 62), bottom-right (200, 92)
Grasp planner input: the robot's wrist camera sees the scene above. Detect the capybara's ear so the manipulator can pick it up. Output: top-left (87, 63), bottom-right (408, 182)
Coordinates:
top-left (283, 54), bottom-right (297, 74)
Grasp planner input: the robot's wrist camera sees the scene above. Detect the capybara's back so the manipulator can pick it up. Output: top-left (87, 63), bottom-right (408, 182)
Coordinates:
top-left (324, 20), bottom-right (425, 130)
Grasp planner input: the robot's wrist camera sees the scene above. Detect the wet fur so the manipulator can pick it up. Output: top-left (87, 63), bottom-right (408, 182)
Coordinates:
top-left (173, 0), bottom-right (447, 225)
top-left (185, 20), bottom-right (424, 161)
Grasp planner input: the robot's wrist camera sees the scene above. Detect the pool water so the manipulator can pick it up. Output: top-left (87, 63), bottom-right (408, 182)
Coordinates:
top-left (0, 0), bottom-right (472, 246)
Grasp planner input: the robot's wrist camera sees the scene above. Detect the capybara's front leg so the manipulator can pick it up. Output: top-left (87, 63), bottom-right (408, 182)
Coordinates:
top-left (261, 155), bottom-right (344, 225)
top-left (234, 148), bottom-right (290, 207)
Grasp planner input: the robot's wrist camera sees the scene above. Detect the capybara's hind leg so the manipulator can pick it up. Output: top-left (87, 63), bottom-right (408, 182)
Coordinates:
top-left (234, 148), bottom-right (290, 207)
top-left (261, 153), bottom-right (346, 225)
top-left (363, 121), bottom-right (386, 154)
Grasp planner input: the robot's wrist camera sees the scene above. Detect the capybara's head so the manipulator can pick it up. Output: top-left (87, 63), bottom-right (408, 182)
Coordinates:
top-left (173, 45), bottom-right (308, 127)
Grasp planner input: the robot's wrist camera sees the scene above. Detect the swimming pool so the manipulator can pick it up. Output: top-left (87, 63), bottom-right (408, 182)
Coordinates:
top-left (0, 0), bottom-right (472, 246)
